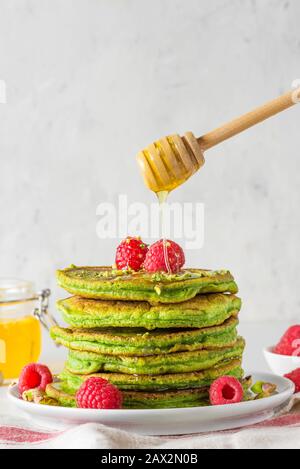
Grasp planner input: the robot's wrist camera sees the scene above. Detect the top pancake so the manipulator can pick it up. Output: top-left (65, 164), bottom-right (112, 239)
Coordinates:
top-left (56, 266), bottom-right (238, 303)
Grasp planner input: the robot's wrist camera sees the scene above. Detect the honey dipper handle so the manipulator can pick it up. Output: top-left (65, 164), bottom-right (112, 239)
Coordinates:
top-left (198, 89), bottom-right (299, 151)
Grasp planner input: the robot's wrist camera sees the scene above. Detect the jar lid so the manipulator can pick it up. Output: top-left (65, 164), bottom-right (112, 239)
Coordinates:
top-left (0, 278), bottom-right (36, 303)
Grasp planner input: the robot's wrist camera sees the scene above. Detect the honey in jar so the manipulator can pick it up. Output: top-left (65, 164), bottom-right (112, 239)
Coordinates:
top-left (0, 279), bottom-right (42, 380)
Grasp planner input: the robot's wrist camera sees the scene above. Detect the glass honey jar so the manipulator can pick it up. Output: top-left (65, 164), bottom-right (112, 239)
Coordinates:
top-left (0, 279), bottom-right (55, 380)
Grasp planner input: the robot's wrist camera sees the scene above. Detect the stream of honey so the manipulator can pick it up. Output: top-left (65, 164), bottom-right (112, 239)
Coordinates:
top-left (157, 190), bottom-right (171, 273)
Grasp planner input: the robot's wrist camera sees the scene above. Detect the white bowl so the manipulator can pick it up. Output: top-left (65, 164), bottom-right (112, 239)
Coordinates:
top-left (264, 346), bottom-right (300, 375)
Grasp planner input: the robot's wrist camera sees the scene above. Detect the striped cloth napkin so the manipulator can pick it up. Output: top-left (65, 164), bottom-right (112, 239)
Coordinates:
top-left (1, 393), bottom-right (300, 449)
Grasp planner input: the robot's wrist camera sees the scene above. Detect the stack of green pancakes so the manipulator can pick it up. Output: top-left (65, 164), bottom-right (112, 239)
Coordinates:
top-left (49, 266), bottom-right (246, 409)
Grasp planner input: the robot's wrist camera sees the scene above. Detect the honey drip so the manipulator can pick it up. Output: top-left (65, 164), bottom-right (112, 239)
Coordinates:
top-left (156, 191), bottom-right (171, 273)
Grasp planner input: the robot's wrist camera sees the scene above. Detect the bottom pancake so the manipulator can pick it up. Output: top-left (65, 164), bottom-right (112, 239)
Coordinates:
top-left (46, 382), bottom-right (209, 409)
top-left (46, 375), bottom-right (252, 409)
top-left (60, 359), bottom-right (244, 392)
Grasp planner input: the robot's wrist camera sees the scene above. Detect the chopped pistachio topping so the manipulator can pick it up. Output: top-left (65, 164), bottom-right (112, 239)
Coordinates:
top-left (39, 397), bottom-right (59, 406)
top-left (70, 268), bottom-right (132, 279)
top-left (150, 270), bottom-right (229, 282)
top-left (22, 388), bottom-right (59, 406)
top-left (151, 271), bottom-right (190, 282)
top-left (251, 381), bottom-right (277, 399)
top-left (251, 381), bottom-right (264, 394)
top-left (22, 388), bottom-right (46, 404)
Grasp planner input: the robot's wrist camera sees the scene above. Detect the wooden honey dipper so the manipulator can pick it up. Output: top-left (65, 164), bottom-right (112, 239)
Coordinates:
top-left (137, 88), bottom-right (300, 193)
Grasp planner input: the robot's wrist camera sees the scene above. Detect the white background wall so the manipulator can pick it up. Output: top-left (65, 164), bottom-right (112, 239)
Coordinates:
top-left (1, 0), bottom-right (300, 352)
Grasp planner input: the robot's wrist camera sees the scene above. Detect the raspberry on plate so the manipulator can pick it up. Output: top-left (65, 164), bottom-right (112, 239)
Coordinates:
top-left (115, 236), bottom-right (148, 271)
top-left (76, 377), bottom-right (123, 409)
top-left (209, 376), bottom-right (244, 406)
top-left (284, 368), bottom-right (300, 393)
top-left (18, 363), bottom-right (53, 395)
top-left (144, 239), bottom-right (185, 274)
top-left (273, 325), bottom-right (300, 356)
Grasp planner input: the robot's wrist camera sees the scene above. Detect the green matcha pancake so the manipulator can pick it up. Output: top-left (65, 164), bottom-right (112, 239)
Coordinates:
top-left (59, 359), bottom-right (244, 392)
top-left (56, 266), bottom-right (238, 303)
top-left (57, 293), bottom-right (241, 330)
top-left (64, 337), bottom-right (245, 375)
top-left (46, 382), bottom-right (209, 409)
top-left (51, 317), bottom-right (238, 356)
top-left (46, 375), bottom-right (251, 409)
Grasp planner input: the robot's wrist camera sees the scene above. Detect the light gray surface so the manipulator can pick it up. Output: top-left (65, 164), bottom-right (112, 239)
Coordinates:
top-left (239, 320), bottom-right (289, 373)
top-left (0, 0), bottom-right (299, 355)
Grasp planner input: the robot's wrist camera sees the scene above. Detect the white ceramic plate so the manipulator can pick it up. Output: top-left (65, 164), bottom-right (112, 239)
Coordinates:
top-left (8, 372), bottom-right (294, 435)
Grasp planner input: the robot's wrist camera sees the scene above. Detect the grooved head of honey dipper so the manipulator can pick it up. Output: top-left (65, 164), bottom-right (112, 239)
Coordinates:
top-left (136, 132), bottom-right (205, 193)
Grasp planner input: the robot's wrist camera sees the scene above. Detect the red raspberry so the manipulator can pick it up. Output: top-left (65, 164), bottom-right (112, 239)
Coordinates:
top-left (115, 236), bottom-right (148, 271)
top-left (76, 377), bottom-right (123, 409)
top-left (273, 325), bottom-right (300, 356)
top-left (209, 376), bottom-right (244, 406)
top-left (144, 239), bottom-right (185, 274)
top-left (284, 368), bottom-right (300, 393)
top-left (18, 363), bottom-right (53, 395)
